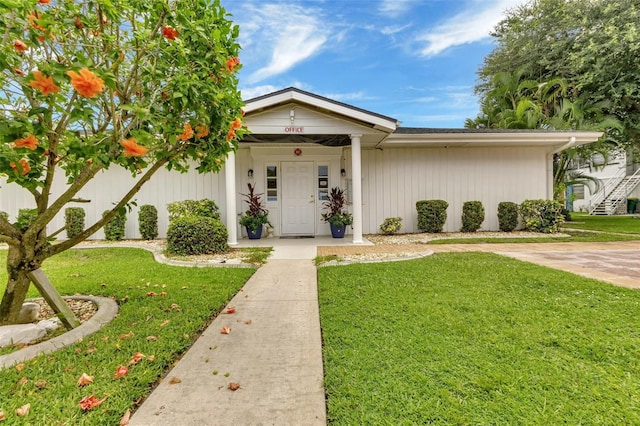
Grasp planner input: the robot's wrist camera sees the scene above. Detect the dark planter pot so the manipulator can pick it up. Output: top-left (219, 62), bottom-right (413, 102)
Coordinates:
top-left (246, 225), bottom-right (263, 240)
top-left (329, 223), bottom-right (347, 238)
top-left (627, 199), bottom-right (638, 214)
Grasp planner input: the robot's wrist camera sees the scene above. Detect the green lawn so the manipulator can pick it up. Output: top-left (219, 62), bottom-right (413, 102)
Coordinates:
top-left (0, 248), bottom-right (253, 425)
top-left (563, 212), bottom-right (640, 234)
top-left (318, 253), bottom-right (640, 424)
top-left (428, 230), bottom-right (640, 244)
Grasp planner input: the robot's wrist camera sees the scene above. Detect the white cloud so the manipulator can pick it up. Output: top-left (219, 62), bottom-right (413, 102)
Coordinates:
top-left (416, 0), bottom-right (526, 57)
top-left (378, 0), bottom-right (415, 18)
top-left (319, 91), bottom-right (369, 102)
top-left (236, 4), bottom-right (332, 83)
top-left (240, 85), bottom-right (282, 101)
top-left (380, 23), bottom-right (412, 36)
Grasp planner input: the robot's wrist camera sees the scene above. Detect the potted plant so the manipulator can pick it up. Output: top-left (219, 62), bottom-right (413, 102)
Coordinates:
top-left (239, 183), bottom-right (269, 239)
top-left (321, 187), bottom-right (353, 238)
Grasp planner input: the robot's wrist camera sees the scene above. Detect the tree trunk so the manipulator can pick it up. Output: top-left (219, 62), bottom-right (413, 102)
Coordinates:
top-left (0, 245), bottom-right (33, 325)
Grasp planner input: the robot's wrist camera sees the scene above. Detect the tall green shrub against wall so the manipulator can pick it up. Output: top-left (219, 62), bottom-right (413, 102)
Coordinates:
top-left (416, 200), bottom-right (448, 233)
top-left (103, 210), bottom-right (127, 241)
top-left (167, 216), bottom-right (228, 255)
top-left (461, 201), bottom-right (485, 232)
top-left (65, 207), bottom-right (85, 239)
top-left (498, 202), bottom-right (519, 232)
top-left (520, 199), bottom-right (565, 233)
top-left (138, 205), bottom-right (158, 240)
top-left (167, 199), bottom-right (220, 221)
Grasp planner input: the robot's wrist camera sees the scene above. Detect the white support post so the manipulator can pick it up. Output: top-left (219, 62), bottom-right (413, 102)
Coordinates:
top-left (350, 134), bottom-right (363, 243)
top-left (225, 150), bottom-right (238, 245)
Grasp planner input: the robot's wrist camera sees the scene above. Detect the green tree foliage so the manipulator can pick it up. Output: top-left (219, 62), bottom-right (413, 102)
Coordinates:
top-left (0, 0), bottom-right (244, 324)
top-left (473, 0), bottom-right (638, 147)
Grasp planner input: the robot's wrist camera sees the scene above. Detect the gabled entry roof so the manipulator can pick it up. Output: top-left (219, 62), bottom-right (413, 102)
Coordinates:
top-left (242, 88), bottom-right (603, 150)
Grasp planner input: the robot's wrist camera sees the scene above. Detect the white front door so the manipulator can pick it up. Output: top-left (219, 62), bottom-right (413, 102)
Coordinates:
top-left (281, 161), bottom-right (315, 235)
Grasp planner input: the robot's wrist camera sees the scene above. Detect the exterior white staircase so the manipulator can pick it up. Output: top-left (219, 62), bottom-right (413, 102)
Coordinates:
top-left (589, 168), bottom-right (640, 215)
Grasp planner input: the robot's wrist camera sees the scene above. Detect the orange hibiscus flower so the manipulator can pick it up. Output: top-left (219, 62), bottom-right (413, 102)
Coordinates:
top-left (178, 123), bottom-right (194, 141)
top-left (10, 159), bottom-right (30, 175)
top-left (39, 0), bottom-right (51, 3)
top-left (66, 68), bottom-right (105, 98)
top-left (195, 125), bottom-right (209, 138)
top-left (13, 40), bottom-right (28, 52)
top-left (12, 134), bottom-right (39, 150)
top-left (226, 56), bottom-right (240, 72)
top-left (28, 11), bottom-right (46, 31)
top-left (162, 26), bottom-right (179, 40)
top-left (226, 129), bottom-right (236, 141)
top-left (120, 138), bottom-right (148, 157)
top-left (230, 117), bottom-right (242, 131)
top-left (29, 71), bottom-right (60, 95)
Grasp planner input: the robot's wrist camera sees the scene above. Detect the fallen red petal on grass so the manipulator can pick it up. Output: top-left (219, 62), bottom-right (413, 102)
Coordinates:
top-left (120, 409), bottom-right (131, 425)
top-left (16, 403), bottom-right (30, 417)
top-left (77, 373), bottom-right (94, 387)
top-left (129, 352), bottom-right (145, 365)
top-left (78, 395), bottom-right (106, 411)
top-left (224, 307), bottom-right (236, 314)
top-left (114, 365), bottom-right (128, 379)
top-left (228, 382), bottom-right (240, 391)
top-left (146, 292), bottom-right (155, 297)
top-left (220, 326), bottom-right (231, 334)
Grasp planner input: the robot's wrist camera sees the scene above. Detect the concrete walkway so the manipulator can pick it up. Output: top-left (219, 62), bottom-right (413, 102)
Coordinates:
top-left (129, 244), bottom-right (326, 426)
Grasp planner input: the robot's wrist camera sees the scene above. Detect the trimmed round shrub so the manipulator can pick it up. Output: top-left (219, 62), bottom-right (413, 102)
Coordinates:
top-left (520, 199), bottom-right (565, 233)
top-left (65, 207), bottom-right (85, 239)
top-left (379, 217), bottom-right (403, 234)
top-left (498, 202), bottom-right (519, 232)
top-left (461, 201), bottom-right (484, 232)
top-left (138, 204), bottom-right (158, 240)
top-left (167, 216), bottom-right (229, 255)
top-left (167, 199), bottom-right (220, 222)
top-left (103, 210), bottom-right (127, 241)
top-left (416, 200), bottom-right (448, 233)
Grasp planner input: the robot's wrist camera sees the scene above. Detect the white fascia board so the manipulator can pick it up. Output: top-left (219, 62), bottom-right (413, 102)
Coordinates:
top-left (381, 131), bottom-right (603, 148)
top-left (244, 90), bottom-right (397, 133)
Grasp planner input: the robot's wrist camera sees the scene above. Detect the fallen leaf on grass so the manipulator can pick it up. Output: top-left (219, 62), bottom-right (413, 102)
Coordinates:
top-left (228, 382), bottom-right (240, 391)
top-left (16, 404), bottom-right (30, 417)
top-left (146, 335), bottom-right (158, 342)
top-left (147, 355), bottom-right (156, 362)
top-left (129, 352), bottom-right (145, 365)
top-left (120, 409), bottom-right (131, 425)
top-left (220, 326), bottom-right (231, 334)
top-left (35, 379), bottom-right (47, 389)
top-left (146, 292), bottom-right (155, 297)
top-left (114, 365), bottom-right (128, 379)
top-left (75, 348), bottom-right (82, 354)
top-left (0, 411), bottom-right (6, 421)
top-left (119, 331), bottom-right (134, 340)
top-left (86, 347), bottom-right (97, 355)
top-left (159, 292), bottom-right (167, 297)
top-left (17, 377), bottom-right (28, 386)
top-left (15, 363), bottom-right (24, 372)
top-left (224, 307), bottom-right (236, 314)
top-left (169, 377), bottom-right (181, 384)
top-left (78, 395), bottom-right (106, 411)
top-left (77, 373), bottom-right (94, 387)
top-left (159, 320), bottom-right (170, 327)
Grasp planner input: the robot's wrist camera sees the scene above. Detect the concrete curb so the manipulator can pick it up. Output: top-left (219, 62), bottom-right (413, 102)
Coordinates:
top-left (0, 295), bottom-right (118, 370)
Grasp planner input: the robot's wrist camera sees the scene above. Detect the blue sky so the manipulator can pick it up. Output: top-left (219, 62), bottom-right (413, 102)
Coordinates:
top-left (222, 0), bottom-right (526, 128)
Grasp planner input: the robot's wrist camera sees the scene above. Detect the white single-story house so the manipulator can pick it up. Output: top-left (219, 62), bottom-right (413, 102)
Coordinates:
top-left (1, 87), bottom-right (602, 243)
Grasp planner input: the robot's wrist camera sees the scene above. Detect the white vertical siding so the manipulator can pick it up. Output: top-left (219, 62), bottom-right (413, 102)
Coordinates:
top-left (1, 162), bottom-right (228, 240)
top-left (347, 146), bottom-right (549, 233)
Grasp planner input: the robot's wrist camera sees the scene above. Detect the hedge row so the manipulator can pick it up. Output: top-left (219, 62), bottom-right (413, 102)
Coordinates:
top-left (415, 199), bottom-right (564, 233)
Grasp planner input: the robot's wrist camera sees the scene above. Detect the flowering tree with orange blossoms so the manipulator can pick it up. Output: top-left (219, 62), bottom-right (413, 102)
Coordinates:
top-left (0, 0), bottom-right (245, 325)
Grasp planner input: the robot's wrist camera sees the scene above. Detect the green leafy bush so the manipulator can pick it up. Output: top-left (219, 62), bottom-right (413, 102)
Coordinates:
top-left (520, 199), bottom-right (565, 233)
top-left (0, 211), bottom-right (9, 222)
top-left (167, 216), bottom-right (229, 255)
top-left (138, 204), bottom-right (158, 240)
top-left (461, 201), bottom-right (485, 232)
top-left (416, 200), bottom-right (448, 233)
top-left (103, 210), bottom-right (127, 241)
top-left (379, 217), bottom-right (403, 234)
top-left (498, 202), bottom-right (519, 232)
top-left (167, 199), bottom-right (220, 222)
top-left (64, 207), bottom-right (85, 239)
top-left (15, 208), bottom-right (38, 232)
